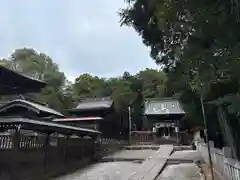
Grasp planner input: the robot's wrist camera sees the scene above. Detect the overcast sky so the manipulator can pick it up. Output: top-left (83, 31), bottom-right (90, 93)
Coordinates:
top-left (0, 0), bottom-right (158, 82)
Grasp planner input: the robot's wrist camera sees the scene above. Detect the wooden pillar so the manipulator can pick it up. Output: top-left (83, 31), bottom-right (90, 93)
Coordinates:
top-left (93, 135), bottom-right (100, 159)
top-left (175, 121), bottom-right (180, 145)
top-left (93, 135), bottom-right (100, 161)
top-left (43, 134), bottom-right (50, 168)
top-left (64, 135), bottom-right (70, 162)
top-left (11, 126), bottom-right (21, 180)
top-left (167, 126), bottom-right (170, 137)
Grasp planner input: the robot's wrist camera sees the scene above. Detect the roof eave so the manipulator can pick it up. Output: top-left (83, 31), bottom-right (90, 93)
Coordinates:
top-left (0, 103), bottom-right (40, 114)
top-left (144, 112), bottom-right (185, 116)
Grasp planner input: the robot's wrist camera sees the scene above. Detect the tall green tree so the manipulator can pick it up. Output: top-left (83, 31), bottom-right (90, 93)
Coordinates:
top-left (136, 68), bottom-right (167, 98)
top-left (120, 0), bottom-right (240, 159)
top-left (7, 48), bottom-right (72, 111)
top-left (120, 0), bottom-right (240, 91)
top-left (73, 73), bottom-right (107, 99)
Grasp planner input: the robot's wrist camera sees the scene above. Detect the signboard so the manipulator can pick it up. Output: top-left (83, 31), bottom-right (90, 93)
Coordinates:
top-left (155, 122), bottom-right (175, 128)
top-left (50, 138), bottom-right (58, 146)
top-left (152, 127), bottom-right (156, 133)
top-left (175, 127), bottom-right (179, 133)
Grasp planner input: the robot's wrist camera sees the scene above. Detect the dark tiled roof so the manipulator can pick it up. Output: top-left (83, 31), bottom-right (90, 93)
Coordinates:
top-left (144, 98), bottom-right (185, 115)
top-left (0, 117), bottom-right (100, 136)
top-left (0, 99), bottom-right (64, 117)
top-left (0, 65), bottom-right (46, 94)
top-left (74, 97), bottom-right (113, 110)
top-left (53, 117), bottom-right (103, 122)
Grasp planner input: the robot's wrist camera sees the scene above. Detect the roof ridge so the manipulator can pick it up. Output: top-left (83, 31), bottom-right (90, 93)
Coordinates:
top-left (79, 97), bottom-right (112, 102)
top-left (17, 96), bottom-right (48, 106)
top-left (5, 99), bottom-right (64, 117)
top-left (145, 97), bottom-right (179, 101)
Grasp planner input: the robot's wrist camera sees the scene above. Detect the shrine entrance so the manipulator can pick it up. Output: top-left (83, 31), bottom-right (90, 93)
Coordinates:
top-left (144, 98), bottom-right (185, 144)
top-left (155, 122), bottom-right (176, 138)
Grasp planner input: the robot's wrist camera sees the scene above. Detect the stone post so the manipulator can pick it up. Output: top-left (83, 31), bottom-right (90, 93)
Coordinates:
top-left (223, 146), bottom-right (233, 158)
top-left (209, 140), bottom-right (214, 148)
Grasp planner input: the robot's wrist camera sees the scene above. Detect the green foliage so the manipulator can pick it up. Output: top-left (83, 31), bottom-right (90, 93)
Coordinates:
top-left (120, 0), bottom-right (240, 157)
top-left (72, 69), bottom-right (166, 109)
top-left (120, 0), bottom-right (240, 92)
top-left (73, 74), bottom-right (107, 98)
top-left (72, 69), bottom-right (167, 130)
top-left (1, 48), bottom-right (71, 111)
top-left (120, 0), bottom-right (240, 124)
top-left (137, 68), bottom-right (167, 98)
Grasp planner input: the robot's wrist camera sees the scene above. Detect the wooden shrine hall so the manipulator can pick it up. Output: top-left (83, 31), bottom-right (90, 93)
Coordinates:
top-left (53, 97), bottom-right (120, 138)
top-left (0, 66), bottom-right (101, 180)
top-left (144, 97), bottom-right (185, 143)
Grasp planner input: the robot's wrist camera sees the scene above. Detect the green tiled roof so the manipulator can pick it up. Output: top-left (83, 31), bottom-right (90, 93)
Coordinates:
top-left (144, 98), bottom-right (185, 115)
top-left (75, 97), bottom-right (113, 110)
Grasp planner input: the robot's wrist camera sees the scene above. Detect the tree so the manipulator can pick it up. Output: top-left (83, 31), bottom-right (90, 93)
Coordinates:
top-left (72, 69), bottom-right (167, 131)
top-left (120, 0), bottom-right (240, 159)
top-left (120, 0), bottom-right (240, 120)
top-left (130, 76), bottom-right (144, 130)
top-left (136, 68), bottom-right (167, 98)
top-left (120, 0), bottom-right (240, 91)
top-left (6, 48), bottom-right (71, 111)
top-left (0, 59), bottom-right (10, 67)
top-left (73, 73), bottom-right (108, 98)
top-left (10, 48), bottom-right (65, 85)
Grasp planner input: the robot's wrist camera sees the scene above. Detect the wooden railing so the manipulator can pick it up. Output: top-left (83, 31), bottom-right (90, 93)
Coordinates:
top-left (96, 138), bottom-right (126, 158)
top-left (0, 135), bottom-right (12, 149)
top-left (0, 134), bottom-right (121, 179)
top-left (131, 132), bottom-right (154, 144)
top-left (0, 132), bottom-right (127, 180)
top-left (196, 141), bottom-right (240, 180)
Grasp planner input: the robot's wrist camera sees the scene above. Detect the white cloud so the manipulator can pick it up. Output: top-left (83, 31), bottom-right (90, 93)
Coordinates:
top-left (0, 0), bottom-right (158, 81)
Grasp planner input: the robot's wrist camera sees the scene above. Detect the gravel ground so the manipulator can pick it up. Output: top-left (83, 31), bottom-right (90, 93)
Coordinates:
top-left (53, 162), bottom-right (141, 180)
top-left (155, 163), bottom-right (203, 180)
top-left (52, 149), bottom-right (157, 180)
top-left (155, 150), bottom-right (204, 180)
top-left (170, 150), bottom-right (202, 161)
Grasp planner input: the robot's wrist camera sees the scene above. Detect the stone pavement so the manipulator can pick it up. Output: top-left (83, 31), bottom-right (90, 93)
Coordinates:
top-left (155, 150), bottom-right (204, 180)
top-left (155, 163), bottom-right (203, 180)
top-left (53, 145), bottom-right (175, 180)
top-left (170, 150), bottom-right (202, 161)
top-left (53, 147), bottom-right (160, 180)
top-left (54, 162), bottom-right (141, 180)
top-left (102, 149), bottom-right (156, 161)
top-left (128, 145), bottom-right (174, 180)
top-left (53, 146), bottom-right (204, 180)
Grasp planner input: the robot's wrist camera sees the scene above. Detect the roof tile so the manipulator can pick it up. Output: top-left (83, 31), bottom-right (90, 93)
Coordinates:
top-left (0, 99), bottom-right (64, 117)
top-left (75, 98), bottom-right (113, 110)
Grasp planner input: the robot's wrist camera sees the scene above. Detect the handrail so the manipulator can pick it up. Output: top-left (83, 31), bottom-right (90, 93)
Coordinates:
top-left (196, 141), bottom-right (240, 180)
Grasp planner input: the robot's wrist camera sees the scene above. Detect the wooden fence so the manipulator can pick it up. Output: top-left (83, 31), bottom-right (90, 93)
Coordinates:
top-left (131, 131), bottom-right (154, 144)
top-left (130, 132), bottom-right (179, 145)
top-left (0, 133), bottom-right (124, 180)
top-left (96, 138), bottom-right (127, 158)
top-left (196, 141), bottom-right (240, 180)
